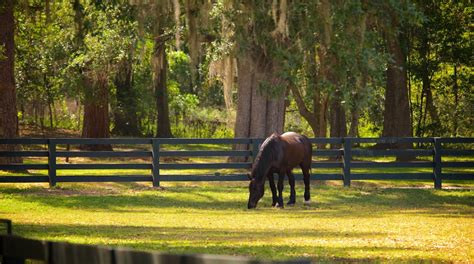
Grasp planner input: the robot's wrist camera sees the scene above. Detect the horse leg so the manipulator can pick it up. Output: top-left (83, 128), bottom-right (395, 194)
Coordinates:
top-left (302, 165), bottom-right (311, 204)
top-left (277, 172), bottom-right (285, 208)
top-left (287, 170), bottom-right (296, 206)
top-left (267, 173), bottom-right (278, 207)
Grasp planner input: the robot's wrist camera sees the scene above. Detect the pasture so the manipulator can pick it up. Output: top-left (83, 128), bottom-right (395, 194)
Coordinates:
top-left (0, 181), bottom-right (473, 263)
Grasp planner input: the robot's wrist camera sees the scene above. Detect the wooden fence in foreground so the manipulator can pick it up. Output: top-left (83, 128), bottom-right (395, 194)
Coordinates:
top-left (0, 235), bottom-right (307, 264)
top-left (0, 137), bottom-right (473, 189)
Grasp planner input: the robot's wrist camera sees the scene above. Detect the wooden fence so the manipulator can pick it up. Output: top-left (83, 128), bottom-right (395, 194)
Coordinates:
top-left (0, 137), bottom-right (473, 189)
top-left (0, 234), bottom-right (308, 264)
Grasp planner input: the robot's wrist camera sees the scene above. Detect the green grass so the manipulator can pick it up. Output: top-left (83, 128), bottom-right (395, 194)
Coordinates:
top-left (0, 181), bottom-right (473, 263)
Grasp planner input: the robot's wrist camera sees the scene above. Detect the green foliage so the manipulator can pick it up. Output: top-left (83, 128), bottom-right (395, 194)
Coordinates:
top-left (404, 1), bottom-right (472, 137)
top-left (12, 0), bottom-right (472, 138)
top-left (15, 1), bottom-right (74, 128)
top-left (168, 51), bottom-right (193, 93)
top-left (0, 44), bottom-right (6, 60)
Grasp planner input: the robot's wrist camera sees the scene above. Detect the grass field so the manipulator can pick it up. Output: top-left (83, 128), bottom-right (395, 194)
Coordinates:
top-left (0, 181), bottom-right (473, 263)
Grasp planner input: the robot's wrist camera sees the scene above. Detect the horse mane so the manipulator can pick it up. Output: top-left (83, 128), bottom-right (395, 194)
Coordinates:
top-left (251, 133), bottom-right (282, 182)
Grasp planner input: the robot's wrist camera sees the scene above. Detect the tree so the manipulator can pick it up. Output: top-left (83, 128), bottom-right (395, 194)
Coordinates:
top-left (290, 0), bottom-right (385, 144)
top-left (370, 1), bottom-right (423, 142)
top-left (72, 1), bottom-right (137, 149)
top-left (409, 0), bottom-right (472, 137)
top-left (131, 0), bottom-right (176, 138)
top-left (233, 1), bottom-right (288, 141)
top-left (113, 49), bottom-right (141, 136)
top-left (153, 32), bottom-right (174, 138)
top-left (112, 6), bottom-right (140, 137)
top-left (0, 0), bottom-right (22, 165)
top-left (382, 30), bottom-right (412, 139)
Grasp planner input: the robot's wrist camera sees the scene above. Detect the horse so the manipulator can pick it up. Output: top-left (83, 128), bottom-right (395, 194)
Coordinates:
top-left (247, 132), bottom-right (312, 209)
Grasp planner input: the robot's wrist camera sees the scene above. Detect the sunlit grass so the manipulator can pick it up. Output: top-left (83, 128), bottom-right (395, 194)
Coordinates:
top-left (0, 182), bottom-right (472, 262)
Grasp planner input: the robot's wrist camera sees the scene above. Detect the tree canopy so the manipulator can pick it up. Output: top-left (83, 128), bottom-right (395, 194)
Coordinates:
top-left (1, 0), bottom-right (471, 141)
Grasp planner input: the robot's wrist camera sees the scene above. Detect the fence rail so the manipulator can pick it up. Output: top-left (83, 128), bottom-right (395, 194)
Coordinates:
top-left (0, 137), bottom-right (473, 189)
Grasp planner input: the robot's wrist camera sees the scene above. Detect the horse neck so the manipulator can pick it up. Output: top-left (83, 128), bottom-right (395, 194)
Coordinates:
top-left (253, 159), bottom-right (270, 183)
top-left (253, 142), bottom-right (279, 183)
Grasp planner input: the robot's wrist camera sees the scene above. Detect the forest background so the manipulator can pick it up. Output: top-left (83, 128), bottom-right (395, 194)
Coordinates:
top-left (0, 0), bottom-right (472, 144)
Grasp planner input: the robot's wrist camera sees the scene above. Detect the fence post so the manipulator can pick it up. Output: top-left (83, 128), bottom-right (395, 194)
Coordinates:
top-left (0, 219), bottom-right (12, 235)
top-left (251, 139), bottom-right (260, 163)
top-left (48, 139), bottom-right (57, 187)
top-left (433, 137), bottom-right (442, 189)
top-left (343, 137), bottom-right (351, 187)
top-left (151, 139), bottom-right (160, 187)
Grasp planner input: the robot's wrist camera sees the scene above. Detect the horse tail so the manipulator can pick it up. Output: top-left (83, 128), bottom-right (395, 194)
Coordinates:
top-left (301, 134), bottom-right (313, 175)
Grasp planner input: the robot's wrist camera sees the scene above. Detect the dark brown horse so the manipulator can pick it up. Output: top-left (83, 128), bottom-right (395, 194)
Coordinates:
top-left (247, 132), bottom-right (312, 209)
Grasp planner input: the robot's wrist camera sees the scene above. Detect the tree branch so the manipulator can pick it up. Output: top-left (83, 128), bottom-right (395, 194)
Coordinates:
top-left (289, 84), bottom-right (319, 134)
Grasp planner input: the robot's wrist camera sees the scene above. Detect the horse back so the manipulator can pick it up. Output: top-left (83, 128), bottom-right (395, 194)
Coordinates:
top-left (279, 132), bottom-right (312, 168)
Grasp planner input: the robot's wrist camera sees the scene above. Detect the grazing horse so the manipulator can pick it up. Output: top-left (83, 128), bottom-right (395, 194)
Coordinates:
top-left (247, 132), bottom-right (312, 209)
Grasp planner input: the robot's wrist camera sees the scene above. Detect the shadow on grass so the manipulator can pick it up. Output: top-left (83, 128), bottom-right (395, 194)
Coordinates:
top-left (13, 223), bottom-right (448, 263)
top-left (1, 184), bottom-right (472, 219)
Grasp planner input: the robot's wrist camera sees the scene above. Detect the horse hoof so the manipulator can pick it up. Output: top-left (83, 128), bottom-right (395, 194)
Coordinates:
top-left (287, 201), bottom-right (295, 206)
top-left (304, 199), bottom-right (311, 205)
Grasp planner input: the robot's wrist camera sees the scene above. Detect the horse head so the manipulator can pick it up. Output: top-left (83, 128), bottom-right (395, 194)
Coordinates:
top-left (247, 173), bottom-right (264, 209)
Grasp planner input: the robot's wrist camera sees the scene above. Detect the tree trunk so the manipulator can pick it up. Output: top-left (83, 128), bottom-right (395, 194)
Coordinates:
top-left (381, 32), bottom-right (413, 161)
top-left (249, 68), bottom-right (267, 138)
top-left (382, 32), bottom-right (412, 139)
top-left (233, 53), bottom-right (253, 150)
top-left (0, 0), bottom-right (22, 165)
top-left (452, 63), bottom-right (459, 136)
top-left (232, 52), bottom-right (286, 161)
top-left (113, 52), bottom-right (141, 137)
top-left (265, 96), bottom-right (286, 136)
top-left (229, 55), bottom-right (251, 162)
top-left (81, 75), bottom-right (112, 151)
top-left (153, 35), bottom-right (173, 138)
top-left (425, 83), bottom-right (440, 135)
top-left (313, 87), bottom-right (328, 140)
top-left (349, 109), bottom-right (359, 137)
top-left (72, 0), bottom-right (111, 151)
top-left (329, 91), bottom-right (347, 150)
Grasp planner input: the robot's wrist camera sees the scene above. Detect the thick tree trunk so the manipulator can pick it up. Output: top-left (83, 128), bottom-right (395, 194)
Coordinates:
top-left (249, 69), bottom-right (267, 138)
top-left (231, 54), bottom-right (253, 162)
top-left (235, 53), bottom-right (286, 139)
top-left (265, 96), bottom-right (286, 136)
top-left (382, 33), bottom-right (412, 139)
top-left (113, 52), bottom-right (140, 137)
top-left (153, 35), bottom-right (173, 138)
top-left (232, 52), bottom-right (286, 161)
top-left (73, 0), bottom-right (111, 151)
top-left (81, 75), bottom-right (112, 151)
top-left (381, 32), bottom-right (413, 161)
top-left (233, 54), bottom-right (253, 140)
top-left (0, 0), bottom-right (22, 165)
